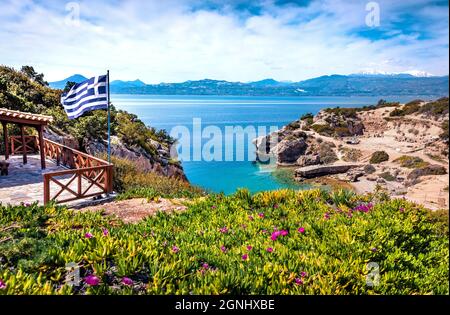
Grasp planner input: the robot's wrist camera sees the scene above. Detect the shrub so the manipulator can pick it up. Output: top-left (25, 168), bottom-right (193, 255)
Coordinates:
top-left (319, 142), bottom-right (338, 164)
top-left (364, 164), bottom-right (376, 174)
top-left (286, 121), bottom-right (301, 131)
top-left (440, 120), bottom-right (449, 142)
top-left (418, 97), bottom-right (449, 117)
top-left (311, 124), bottom-right (334, 137)
top-left (341, 148), bottom-right (363, 162)
top-left (394, 156), bottom-right (429, 169)
top-left (108, 155), bottom-right (204, 198)
top-left (370, 151), bottom-right (389, 164)
top-left (379, 172), bottom-right (396, 182)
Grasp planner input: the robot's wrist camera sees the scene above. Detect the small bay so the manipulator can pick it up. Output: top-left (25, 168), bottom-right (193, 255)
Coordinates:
top-left (113, 94), bottom-right (429, 194)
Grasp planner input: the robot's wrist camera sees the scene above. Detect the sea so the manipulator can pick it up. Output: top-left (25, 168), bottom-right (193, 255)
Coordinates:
top-left (112, 94), bottom-right (433, 194)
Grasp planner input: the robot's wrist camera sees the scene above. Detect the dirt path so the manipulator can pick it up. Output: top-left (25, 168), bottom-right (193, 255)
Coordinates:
top-left (80, 198), bottom-right (190, 224)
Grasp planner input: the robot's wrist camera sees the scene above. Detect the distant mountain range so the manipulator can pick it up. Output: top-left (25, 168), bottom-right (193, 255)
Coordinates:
top-left (49, 73), bottom-right (449, 97)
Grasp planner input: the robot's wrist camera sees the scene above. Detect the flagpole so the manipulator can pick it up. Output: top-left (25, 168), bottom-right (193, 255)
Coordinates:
top-left (107, 70), bottom-right (111, 164)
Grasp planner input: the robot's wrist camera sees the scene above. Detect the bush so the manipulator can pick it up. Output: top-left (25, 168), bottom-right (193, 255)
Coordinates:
top-left (364, 164), bottom-right (376, 174)
top-left (440, 120), bottom-right (449, 142)
top-left (108, 155), bottom-right (204, 198)
top-left (311, 124), bottom-right (334, 137)
top-left (369, 151), bottom-right (389, 164)
top-left (319, 142), bottom-right (338, 164)
top-left (0, 190), bottom-right (448, 295)
top-left (379, 172), bottom-right (396, 181)
top-left (394, 156), bottom-right (429, 169)
top-left (418, 97), bottom-right (449, 117)
top-left (341, 148), bottom-right (363, 162)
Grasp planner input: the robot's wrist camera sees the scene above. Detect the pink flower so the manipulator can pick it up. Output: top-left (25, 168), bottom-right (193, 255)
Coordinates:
top-left (219, 226), bottom-right (228, 233)
top-left (242, 254), bottom-right (248, 261)
top-left (246, 245), bottom-right (253, 251)
top-left (298, 227), bottom-right (305, 234)
top-left (266, 247), bottom-right (273, 253)
top-left (172, 246), bottom-right (180, 253)
top-left (273, 204), bottom-right (279, 209)
top-left (281, 230), bottom-right (289, 236)
top-left (261, 229), bottom-right (267, 234)
top-left (211, 205), bottom-right (217, 209)
top-left (241, 224), bottom-right (247, 229)
top-left (202, 263), bottom-right (209, 269)
top-left (324, 213), bottom-right (330, 220)
top-left (122, 277), bottom-right (133, 286)
top-left (84, 232), bottom-right (93, 239)
top-left (248, 215), bottom-right (254, 221)
top-left (300, 271), bottom-right (308, 278)
top-left (258, 212), bottom-right (265, 218)
top-left (84, 275), bottom-right (100, 286)
top-left (294, 278), bottom-right (303, 285)
top-left (399, 207), bottom-right (405, 212)
top-left (220, 245), bottom-right (227, 253)
top-left (102, 228), bottom-right (109, 236)
top-left (271, 231), bottom-right (281, 241)
top-left (0, 279), bottom-right (6, 289)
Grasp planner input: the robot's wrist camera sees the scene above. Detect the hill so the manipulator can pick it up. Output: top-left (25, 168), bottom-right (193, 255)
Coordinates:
top-left (0, 65), bottom-right (190, 184)
top-left (48, 74), bottom-right (87, 89)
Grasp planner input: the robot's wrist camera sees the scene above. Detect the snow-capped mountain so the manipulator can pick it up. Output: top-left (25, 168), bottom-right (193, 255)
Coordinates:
top-left (354, 69), bottom-right (434, 77)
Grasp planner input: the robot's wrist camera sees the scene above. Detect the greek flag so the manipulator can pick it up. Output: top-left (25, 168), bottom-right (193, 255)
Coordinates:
top-left (61, 74), bottom-right (108, 119)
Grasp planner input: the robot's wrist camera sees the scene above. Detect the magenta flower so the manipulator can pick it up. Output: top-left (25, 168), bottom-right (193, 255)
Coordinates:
top-left (353, 203), bottom-right (374, 213)
top-left (271, 231), bottom-right (281, 241)
top-left (172, 246), bottom-right (180, 253)
top-left (273, 204), bottom-right (279, 209)
top-left (84, 275), bottom-right (100, 286)
top-left (347, 212), bottom-right (353, 218)
top-left (294, 278), bottom-right (303, 285)
top-left (399, 207), bottom-right (405, 212)
top-left (298, 227), bottom-right (305, 234)
top-left (300, 271), bottom-right (308, 278)
top-left (211, 205), bottom-right (217, 209)
top-left (324, 213), bottom-right (330, 220)
top-left (242, 254), bottom-right (248, 261)
top-left (219, 226), bottom-right (228, 233)
top-left (0, 279), bottom-right (6, 289)
top-left (248, 215), bottom-right (254, 221)
top-left (220, 245), bottom-right (228, 253)
top-left (202, 263), bottom-right (209, 269)
top-left (258, 212), bottom-right (265, 218)
top-left (122, 277), bottom-right (133, 286)
top-left (102, 228), bottom-right (109, 236)
top-left (266, 247), bottom-right (273, 253)
top-left (281, 230), bottom-right (289, 236)
top-left (246, 245), bottom-right (253, 251)
top-left (84, 232), bottom-right (93, 239)
top-left (261, 229), bottom-right (267, 234)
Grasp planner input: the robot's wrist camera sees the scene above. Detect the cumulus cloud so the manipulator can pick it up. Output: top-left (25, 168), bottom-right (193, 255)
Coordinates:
top-left (0, 0), bottom-right (448, 82)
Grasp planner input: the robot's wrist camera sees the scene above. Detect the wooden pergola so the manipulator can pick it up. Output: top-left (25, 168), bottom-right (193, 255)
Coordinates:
top-left (0, 108), bottom-right (53, 169)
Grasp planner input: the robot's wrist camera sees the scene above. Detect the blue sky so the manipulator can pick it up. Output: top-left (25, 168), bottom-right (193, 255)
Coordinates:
top-left (0, 0), bottom-right (448, 82)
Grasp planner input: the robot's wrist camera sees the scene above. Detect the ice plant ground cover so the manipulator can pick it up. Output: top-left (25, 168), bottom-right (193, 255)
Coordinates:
top-left (0, 189), bottom-right (448, 295)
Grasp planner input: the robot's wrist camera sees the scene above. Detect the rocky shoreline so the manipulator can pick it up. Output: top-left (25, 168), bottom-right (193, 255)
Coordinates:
top-left (254, 98), bottom-right (449, 210)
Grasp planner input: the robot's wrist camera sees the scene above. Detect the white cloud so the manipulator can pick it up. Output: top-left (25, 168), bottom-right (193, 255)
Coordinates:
top-left (0, 0), bottom-right (448, 82)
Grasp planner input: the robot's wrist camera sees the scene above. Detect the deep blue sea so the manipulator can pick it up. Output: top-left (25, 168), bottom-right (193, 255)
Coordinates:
top-left (112, 94), bottom-right (431, 194)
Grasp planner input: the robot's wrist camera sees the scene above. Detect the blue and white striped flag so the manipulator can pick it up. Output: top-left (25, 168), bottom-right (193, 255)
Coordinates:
top-left (61, 74), bottom-right (108, 119)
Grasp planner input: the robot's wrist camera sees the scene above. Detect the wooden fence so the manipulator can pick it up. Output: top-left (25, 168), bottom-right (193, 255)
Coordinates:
top-left (10, 135), bottom-right (38, 154)
top-left (10, 136), bottom-right (113, 204)
top-left (42, 138), bottom-right (113, 204)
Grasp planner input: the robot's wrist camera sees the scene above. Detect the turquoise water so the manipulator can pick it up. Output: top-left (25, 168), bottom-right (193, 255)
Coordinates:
top-left (112, 94), bottom-right (425, 194)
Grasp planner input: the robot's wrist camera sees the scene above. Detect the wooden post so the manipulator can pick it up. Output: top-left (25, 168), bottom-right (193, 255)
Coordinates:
top-left (43, 173), bottom-right (50, 204)
top-left (20, 125), bottom-right (27, 165)
top-left (37, 126), bottom-right (46, 169)
top-left (1, 121), bottom-right (8, 160)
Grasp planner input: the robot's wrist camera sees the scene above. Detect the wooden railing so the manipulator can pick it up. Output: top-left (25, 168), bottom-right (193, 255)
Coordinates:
top-left (42, 138), bottom-right (113, 204)
top-left (10, 135), bottom-right (38, 154)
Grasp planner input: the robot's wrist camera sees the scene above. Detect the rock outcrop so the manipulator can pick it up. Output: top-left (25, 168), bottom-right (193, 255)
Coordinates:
top-left (84, 136), bottom-right (187, 181)
top-left (295, 164), bottom-right (361, 180)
